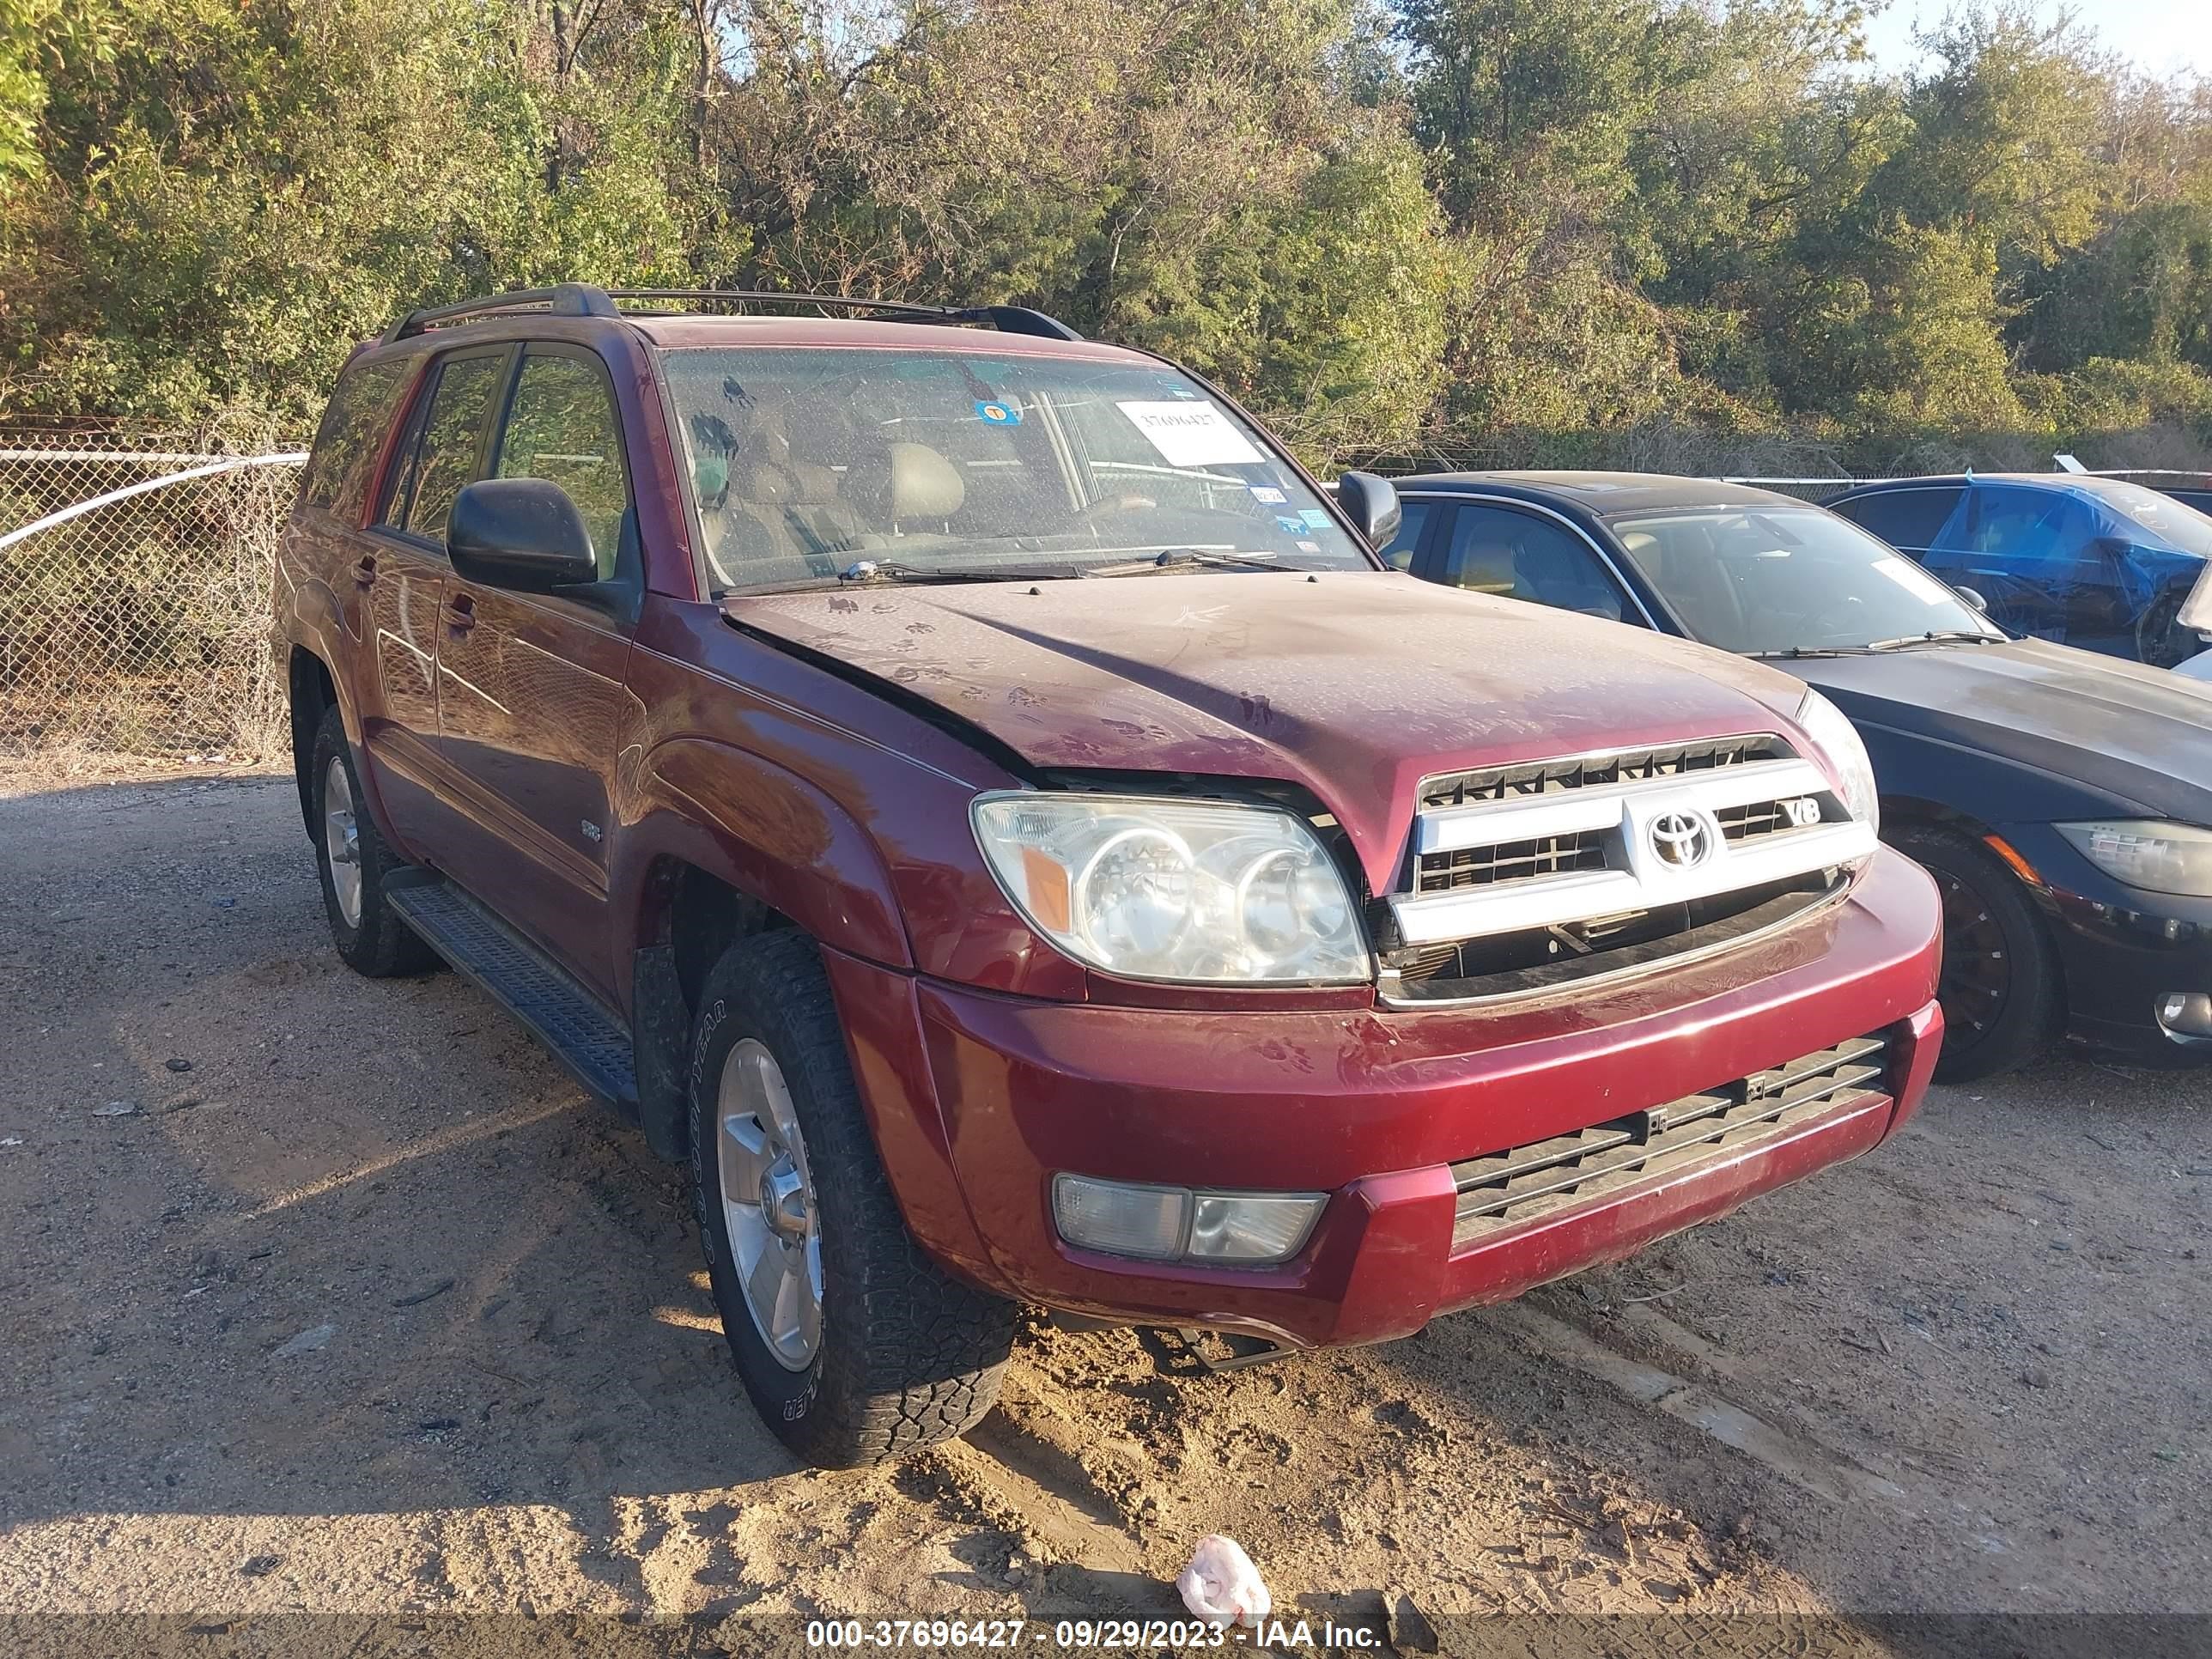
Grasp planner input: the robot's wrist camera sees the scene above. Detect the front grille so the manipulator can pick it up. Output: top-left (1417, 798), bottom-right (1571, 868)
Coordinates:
top-left (1447, 1036), bottom-right (1888, 1249)
top-left (1417, 828), bottom-right (1607, 892)
top-left (1419, 736), bottom-right (1790, 811)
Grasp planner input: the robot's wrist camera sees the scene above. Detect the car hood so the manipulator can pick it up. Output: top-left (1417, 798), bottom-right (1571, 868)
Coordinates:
top-left (1792, 637), bottom-right (2212, 819)
top-left (726, 571), bottom-right (1816, 891)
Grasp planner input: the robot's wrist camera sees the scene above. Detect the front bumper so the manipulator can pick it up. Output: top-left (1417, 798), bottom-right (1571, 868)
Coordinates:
top-left (827, 847), bottom-right (1942, 1350)
top-left (1998, 825), bottom-right (2212, 1060)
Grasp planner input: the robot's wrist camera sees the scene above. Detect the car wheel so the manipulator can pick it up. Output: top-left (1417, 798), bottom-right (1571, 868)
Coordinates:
top-left (2136, 592), bottom-right (2193, 669)
top-left (310, 705), bottom-right (438, 978)
top-left (1890, 823), bottom-right (2059, 1082)
top-left (687, 929), bottom-right (1016, 1468)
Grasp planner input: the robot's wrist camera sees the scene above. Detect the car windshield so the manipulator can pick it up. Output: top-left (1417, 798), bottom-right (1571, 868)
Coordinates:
top-left (1609, 505), bottom-right (2001, 654)
top-left (656, 346), bottom-right (1368, 591)
top-left (2070, 477), bottom-right (2212, 560)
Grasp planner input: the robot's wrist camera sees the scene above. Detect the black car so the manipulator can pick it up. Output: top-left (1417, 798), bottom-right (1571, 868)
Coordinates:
top-left (1386, 470), bottom-right (2212, 1079)
top-left (1824, 472), bottom-right (2212, 668)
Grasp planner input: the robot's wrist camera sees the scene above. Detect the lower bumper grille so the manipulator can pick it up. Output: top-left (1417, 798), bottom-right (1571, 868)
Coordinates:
top-left (1447, 1036), bottom-right (1889, 1250)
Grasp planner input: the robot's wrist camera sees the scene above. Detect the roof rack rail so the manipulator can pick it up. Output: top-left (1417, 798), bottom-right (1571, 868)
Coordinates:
top-left (380, 283), bottom-right (617, 344)
top-left (381, 284), bottom-right (1083, 344)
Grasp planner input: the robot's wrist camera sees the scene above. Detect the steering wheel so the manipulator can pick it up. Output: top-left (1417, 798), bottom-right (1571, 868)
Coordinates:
top-left (1079, 492), bottom-right (1158, 521)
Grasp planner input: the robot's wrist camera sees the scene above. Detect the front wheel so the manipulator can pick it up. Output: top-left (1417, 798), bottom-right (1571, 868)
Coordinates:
top-left (2136, 592), bottom-right (2194, 670)
top-left (1889, 823), bottom-right (2060, 1082)
top-left (688, 930), bottom-right (1017, 1467)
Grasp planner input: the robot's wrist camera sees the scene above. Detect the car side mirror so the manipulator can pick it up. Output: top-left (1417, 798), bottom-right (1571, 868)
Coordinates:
top-left (447, 478), bottom-right (599, 593)
top-left (1957, 586), bottom-right (1989, 614)
top-left (1334, 471), bottom-right (1402, 550)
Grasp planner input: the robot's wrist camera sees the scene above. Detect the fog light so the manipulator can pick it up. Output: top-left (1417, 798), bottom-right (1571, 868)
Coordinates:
top-left (1051, 1176), bottom-right (1326, 1265)
top-left (2156, 992), bottom-right (2212, 1040)
top-left (1187, 1193), bottom-right (1325, 1262)
top-left (1052, 1175), bottom-right (1188, 1261)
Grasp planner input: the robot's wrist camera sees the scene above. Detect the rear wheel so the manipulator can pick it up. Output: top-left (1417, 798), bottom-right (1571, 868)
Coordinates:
top-left (310, 705), bottom-right (437, 978)
top-left (1890, 822), bottom-right (2058, 1081)
top-left (688, 929), bottom-right (1017, 1467)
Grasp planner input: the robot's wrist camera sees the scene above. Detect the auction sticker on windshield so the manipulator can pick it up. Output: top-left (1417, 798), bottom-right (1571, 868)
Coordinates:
top-left (1117, 400), bottom-right (1264, 468)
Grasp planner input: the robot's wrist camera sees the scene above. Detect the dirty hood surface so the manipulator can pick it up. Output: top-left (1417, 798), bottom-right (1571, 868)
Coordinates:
top-left (726, 571), bottom-right (1813, 890)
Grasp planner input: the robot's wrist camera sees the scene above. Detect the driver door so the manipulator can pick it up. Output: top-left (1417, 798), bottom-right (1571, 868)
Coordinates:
top-left (430, 343), bottom-right (639, 999)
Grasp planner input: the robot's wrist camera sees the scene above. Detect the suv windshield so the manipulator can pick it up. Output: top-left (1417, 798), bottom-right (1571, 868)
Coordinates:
top-left (658, 346), bottom-right (1368, 591)
top-left (1611, 505), bottom-right (2000, 654)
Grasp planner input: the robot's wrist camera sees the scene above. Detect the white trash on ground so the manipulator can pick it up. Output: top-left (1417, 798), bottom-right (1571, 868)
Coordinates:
top-left (1176, 1534), bottom-right (1271, 1628)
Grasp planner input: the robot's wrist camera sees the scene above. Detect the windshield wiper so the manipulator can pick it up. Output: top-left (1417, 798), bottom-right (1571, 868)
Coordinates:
top-left (1747, 646), bottom-right (1876, 659)
top-left (1089, 549), bottom-right (1296, 577)
top-left (1863, 630), bottom-right (2002, 651)
top-left (836, 558), bottom-right (1087, 586)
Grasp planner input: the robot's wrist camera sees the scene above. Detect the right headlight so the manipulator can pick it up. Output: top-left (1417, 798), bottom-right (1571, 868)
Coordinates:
top-left (2056, 820), bottom-right (2212, 896)
top-left (1795, 688), bottom-right (1880, 835)
top-left (971, 792), bottom-right (1370, 984)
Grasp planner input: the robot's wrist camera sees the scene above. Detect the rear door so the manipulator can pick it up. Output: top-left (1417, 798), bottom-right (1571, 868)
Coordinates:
top-left (354, 344), bottom-right (513, 851)
top-left (431, 343), bottom-right (639, 997)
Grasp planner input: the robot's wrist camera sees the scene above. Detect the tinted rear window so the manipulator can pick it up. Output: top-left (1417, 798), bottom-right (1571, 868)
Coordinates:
top-left (300, 358), bottom-right (410, 517)
top-left (1829, 486), bottom-right (1964, 550)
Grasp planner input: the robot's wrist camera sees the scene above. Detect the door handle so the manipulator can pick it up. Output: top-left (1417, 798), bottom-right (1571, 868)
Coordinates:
top-left (443, 592), bottom-right (476, 634)
top-left (352, 555), bottom-right (378, 587)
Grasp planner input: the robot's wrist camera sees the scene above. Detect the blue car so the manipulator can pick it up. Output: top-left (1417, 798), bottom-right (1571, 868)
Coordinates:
top-left (1824, 473), bottom-right (2212, 668)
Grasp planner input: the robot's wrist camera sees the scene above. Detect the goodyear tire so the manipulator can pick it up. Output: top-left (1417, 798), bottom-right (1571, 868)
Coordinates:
top-left (687, 929), bottom-right (1016, 1467)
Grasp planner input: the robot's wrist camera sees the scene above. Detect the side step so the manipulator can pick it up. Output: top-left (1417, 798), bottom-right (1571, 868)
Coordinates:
top-left (386, 877), bottom-right (639, 1111)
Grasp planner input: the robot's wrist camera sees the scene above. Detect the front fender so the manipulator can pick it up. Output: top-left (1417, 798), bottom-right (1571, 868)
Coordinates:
top-left (617, 737), bottom-right (913, 983)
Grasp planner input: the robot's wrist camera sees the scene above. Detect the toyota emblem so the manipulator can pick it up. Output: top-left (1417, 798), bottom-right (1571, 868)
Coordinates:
top-left (1649, 811), bottom-right (1712, 869)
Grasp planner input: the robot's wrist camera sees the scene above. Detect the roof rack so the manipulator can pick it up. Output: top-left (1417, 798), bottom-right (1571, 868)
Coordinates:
top-left (380, 283), bottom-right (1082, 344)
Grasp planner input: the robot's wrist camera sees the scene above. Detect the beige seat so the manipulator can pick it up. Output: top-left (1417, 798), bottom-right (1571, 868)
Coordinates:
top-left (848, 442), bottom-right (965, 533)
top-left (700, 397), bottom-right (877, 580)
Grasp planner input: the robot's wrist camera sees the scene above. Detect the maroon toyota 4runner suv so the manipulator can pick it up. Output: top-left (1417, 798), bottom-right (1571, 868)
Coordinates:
top-left (273, 285), bottom-right (1943, 1468)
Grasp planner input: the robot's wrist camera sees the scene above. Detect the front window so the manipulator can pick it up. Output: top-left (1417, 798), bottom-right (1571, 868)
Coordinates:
top-left (656, 347), bottom-right (1368, 591)
top-left (2073, 477), bottom-right (2212, 560)
top-left (1610, 506), bottom-right (1998, 655)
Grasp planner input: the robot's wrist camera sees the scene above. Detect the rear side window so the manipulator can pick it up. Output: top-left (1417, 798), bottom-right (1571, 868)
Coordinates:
top-left (1830, 487), bottom-right (1965, 551)
top-left (299, 358), bottom-right (410, 517)
top-left (377, 351), bottom-right (509, 542)
top-left (495, 349), bottom-right (630, 580)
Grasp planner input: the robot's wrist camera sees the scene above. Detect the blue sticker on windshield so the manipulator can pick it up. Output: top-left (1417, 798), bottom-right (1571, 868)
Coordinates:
top-left (1249, 486), bottom-right (1287, 504)
top-left (975, 400), bottom-right (1021, 426)
top-left (1276, 516), bottom-right (1307, 536)
top-left (1298, 508), bottom-right (1330, 528)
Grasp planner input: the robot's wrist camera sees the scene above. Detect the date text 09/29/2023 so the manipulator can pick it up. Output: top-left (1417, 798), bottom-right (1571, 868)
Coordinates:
top-left (804, 1617), bottom-right (1386, 1650)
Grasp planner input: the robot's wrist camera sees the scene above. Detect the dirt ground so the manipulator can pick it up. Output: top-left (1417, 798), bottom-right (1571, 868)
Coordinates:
top-left (2, 767), bottom-right (2209, 1651)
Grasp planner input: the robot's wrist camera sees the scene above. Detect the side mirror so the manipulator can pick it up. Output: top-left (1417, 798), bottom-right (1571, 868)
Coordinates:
top-left (447, 478), bottom-right (599, 593)
top-left (1334, 471), bottom-right (1402, 550)
top-left (1957, 586), bottom-right (1990, 614)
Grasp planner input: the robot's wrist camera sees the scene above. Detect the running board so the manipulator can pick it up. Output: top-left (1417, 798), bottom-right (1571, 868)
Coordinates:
top-left (385, 878), bottom-right (640, 1112)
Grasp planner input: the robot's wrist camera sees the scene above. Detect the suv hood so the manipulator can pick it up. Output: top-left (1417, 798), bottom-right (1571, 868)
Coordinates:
top-left (1795, 637), bottom-right (2212, 822)
top-left (726, 571), bottom-right (1815, 891)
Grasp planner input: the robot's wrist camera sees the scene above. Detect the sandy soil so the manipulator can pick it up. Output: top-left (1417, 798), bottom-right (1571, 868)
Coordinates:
top-left (2, 768), bottom-right (2208, 1653)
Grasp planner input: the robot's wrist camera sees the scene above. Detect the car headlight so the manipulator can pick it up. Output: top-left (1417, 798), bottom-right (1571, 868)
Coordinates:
top-left (1795, 689), bottom-right (1879, 833)
top-left (972, 792), bottom-right (1370, 983)
top-left (2057, 820), bottom-right (2212, 897)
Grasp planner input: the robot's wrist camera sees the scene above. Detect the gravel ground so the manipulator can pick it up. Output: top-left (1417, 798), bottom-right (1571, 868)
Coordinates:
top-left (1, 767), bottom-right (2208, 1652)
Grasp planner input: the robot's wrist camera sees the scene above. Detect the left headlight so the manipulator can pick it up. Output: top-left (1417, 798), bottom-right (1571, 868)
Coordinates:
top-left (972, 792), bottom-right (1370, 984)
top-left (1795, 689), bottom-right (1880, 834)
top-left (2057, 820), bottom-right (2212, 897)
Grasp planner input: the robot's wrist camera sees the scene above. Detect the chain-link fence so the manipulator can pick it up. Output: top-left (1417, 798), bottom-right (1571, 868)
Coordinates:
top-left (0, 433), bottom-right (306, 761)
